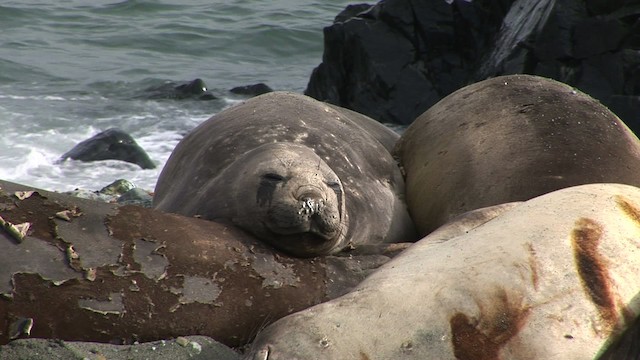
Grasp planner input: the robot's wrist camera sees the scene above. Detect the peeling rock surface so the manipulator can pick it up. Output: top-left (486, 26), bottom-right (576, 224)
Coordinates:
top-left (0, 179), bottom-right (396, 348)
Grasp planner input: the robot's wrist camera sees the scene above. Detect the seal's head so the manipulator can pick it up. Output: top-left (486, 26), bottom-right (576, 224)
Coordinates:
top-left (243, 308), bottom-right (340, 360)
top-left (194, 143), bottom-right (347, 257)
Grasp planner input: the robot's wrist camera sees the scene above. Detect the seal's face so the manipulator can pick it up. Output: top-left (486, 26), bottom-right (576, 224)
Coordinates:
top-left (222, 143), bottom-right (347, 257)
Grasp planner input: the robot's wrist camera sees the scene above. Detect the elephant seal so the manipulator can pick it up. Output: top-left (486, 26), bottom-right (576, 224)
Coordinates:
top-left (153, 91), bottom-right (416, 257)
top-left (245, 183), bottom-right (640, 359)
top-left (59, 128), bottom-right (156, 169)
top-left (394, 74), bottom-right (640, 235)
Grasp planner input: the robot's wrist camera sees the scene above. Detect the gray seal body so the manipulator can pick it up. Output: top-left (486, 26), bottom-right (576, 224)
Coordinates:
top-left (154, 91), bottom-right (416, 256)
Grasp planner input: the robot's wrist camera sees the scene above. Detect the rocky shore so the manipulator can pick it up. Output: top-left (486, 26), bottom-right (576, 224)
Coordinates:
top-left (2, 1), bottom-right (640, 359)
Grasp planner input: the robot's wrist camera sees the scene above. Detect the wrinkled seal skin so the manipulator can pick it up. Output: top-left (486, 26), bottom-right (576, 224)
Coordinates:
top-left (395, 74), bottom-right (640, 235)
top-left (245, 183), bottom-right (640, 360)
top-left (59, 128), bottom-right (156, 169)
top-left (154, 91), bottom-right (416, 257)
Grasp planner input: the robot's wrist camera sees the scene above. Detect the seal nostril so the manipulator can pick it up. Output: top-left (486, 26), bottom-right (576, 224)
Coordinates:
top-left (299, 197), bottom-right (324, 216)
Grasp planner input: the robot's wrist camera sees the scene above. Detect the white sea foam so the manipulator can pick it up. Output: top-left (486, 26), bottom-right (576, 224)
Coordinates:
top-left (0, 103), bottom-right (208, 192)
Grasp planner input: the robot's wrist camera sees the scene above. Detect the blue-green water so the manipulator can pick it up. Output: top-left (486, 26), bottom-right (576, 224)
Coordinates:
top-left (0, 0), bottom-right (353, 191)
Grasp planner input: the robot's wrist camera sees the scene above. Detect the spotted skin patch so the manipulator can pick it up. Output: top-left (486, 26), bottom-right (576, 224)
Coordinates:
top-left (571, 218), bottom-right (618, 334)
top-left (450, 288), bottom-right (530, 360)
top-left (615, 195), bottom-right (640, 226)
top-left (525, 243), bottom-right (539, 291)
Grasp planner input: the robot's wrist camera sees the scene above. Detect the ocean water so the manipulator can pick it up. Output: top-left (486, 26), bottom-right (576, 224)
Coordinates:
top-left (0, 0), bottom-right (354, 192)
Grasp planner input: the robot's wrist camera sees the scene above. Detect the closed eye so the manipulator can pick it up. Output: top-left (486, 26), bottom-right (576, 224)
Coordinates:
top-left (262, 173), bottom-right (285, 182)
top-left (327, 181), bottom-right (342, 193)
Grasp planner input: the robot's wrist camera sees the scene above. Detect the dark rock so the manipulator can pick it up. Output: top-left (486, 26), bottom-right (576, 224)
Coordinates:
top-left (117, 187), bottom-right (153, 207)
top-left (59, 128), bottom-right (156, 169)
top-left (144, 78), bottom-right (217, 100)
top-left (196, 92), bottom-right (217, 100)
top-left (99, 179), bottom-right (136, 197)
top-left (63, 188), bottom-right (116, 203)
top-left (305, 0), bottom-right (514, 125)
top-left (0, 336), bottom-right (240, 360)
top-left (573, 18), bottom-right (627, 58)
top-left (307, 0), bottom-right (640, 131)
top-left (585, 0), bottom-right (627, 15)
top-left (174, 78), bottom-right (207, 97)
top-left (64, 179), bottom-right (136, 203)
top-left (607, 95), bottom-right (640, 134)
top-left (334, 3), bottom-right (374, 23)
top-left (229, 83), bottom-right (273, 96)
top-left (622, 49), bottom-right (640, 94)
top-left (62, 179), bottom-right (153, 207)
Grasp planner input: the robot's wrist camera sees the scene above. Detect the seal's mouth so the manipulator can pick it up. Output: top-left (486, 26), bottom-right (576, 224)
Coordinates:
top-left (266, 222), bottom-right (336, 241)
top-left (263, 224), bottom-right (336, 243)
top-left (261, 222), bottom-right (341, 257)
top-left (264, 201), bottom-right (341, 241)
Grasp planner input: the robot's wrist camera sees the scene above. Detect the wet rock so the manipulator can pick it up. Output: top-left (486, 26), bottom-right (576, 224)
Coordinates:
top-left (59, 128), bottom-right (156, 169)
top-left (99, 179), bottom-right (136, 197)
top-left (229, 83), bottom-right (273, 96)
top-left (174, 78), bottom-right (217, 100)
top-left (63, 188), bottom-right (115, 203)
top-left (117, 187), bottom-right (153, 207)
top-left (143, 78), bottom-right (217, 100)
top-left (0, 336), bottom-right (240, 360)
top-left (64, 179), bottom-right (151, 206)
top-left (307, 0), bottom-right (640, 132)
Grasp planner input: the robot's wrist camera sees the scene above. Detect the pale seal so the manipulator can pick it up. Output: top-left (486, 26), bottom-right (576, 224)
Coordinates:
top-left (153, 91), bottom-right (416, 256)
top-left (245, 183), bottom-right (640, 359)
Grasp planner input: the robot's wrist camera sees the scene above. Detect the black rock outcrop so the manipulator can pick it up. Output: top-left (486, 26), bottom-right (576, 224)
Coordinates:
top-left (230, 83), bottom-right (274, 97)
top-left (306, 0), bottom-right (640, 132)
top-left (142, 78), bottom-right (217, 100)
top-left (59, 128), bottom-right (156, 169)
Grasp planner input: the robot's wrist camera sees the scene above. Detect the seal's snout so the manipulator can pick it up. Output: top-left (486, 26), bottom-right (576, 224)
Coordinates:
top-left (296, 186), bottom-right (325, 216)
top-left (295, 186), bottom-right (324, 201)
top-left (298, 197), bottom-right (324, 216)
top-left (263, 181), bottom-right (341, 244)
